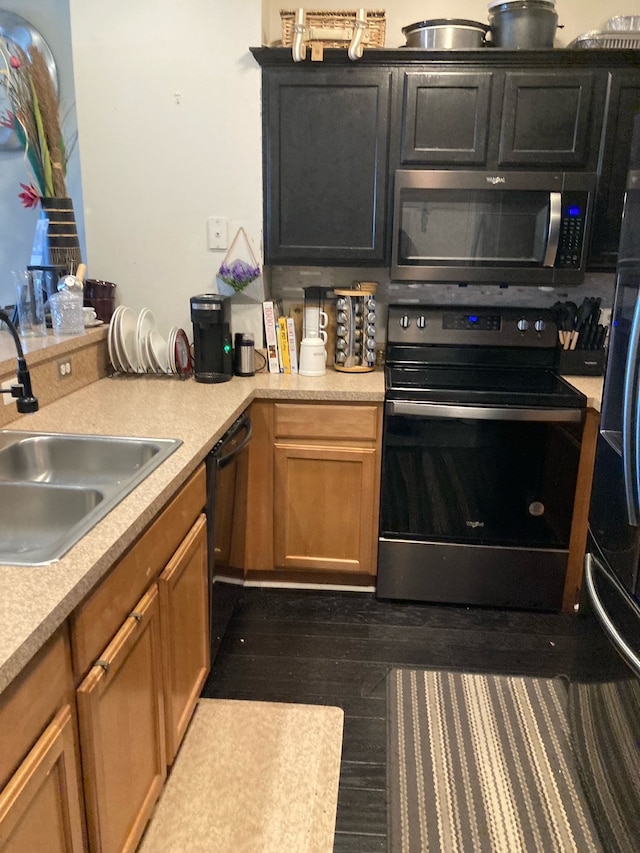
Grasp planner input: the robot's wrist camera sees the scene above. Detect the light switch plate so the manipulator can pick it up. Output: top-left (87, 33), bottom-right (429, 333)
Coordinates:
top-left (207, 217), bottom-right (228, 250)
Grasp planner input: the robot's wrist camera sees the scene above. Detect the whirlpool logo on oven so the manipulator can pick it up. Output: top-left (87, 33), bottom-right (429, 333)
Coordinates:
top-left (486, 175), bottom-right (506, 185)
top-left (466, 520), bottom-right (485, 528)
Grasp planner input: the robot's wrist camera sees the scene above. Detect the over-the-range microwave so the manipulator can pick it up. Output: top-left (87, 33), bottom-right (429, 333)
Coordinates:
top-left (391, 170), bottom-right (598, 286)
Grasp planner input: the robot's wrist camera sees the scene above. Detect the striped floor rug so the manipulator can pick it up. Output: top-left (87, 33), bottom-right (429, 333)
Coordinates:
top-left (388, 668), bottom-right (602, 853)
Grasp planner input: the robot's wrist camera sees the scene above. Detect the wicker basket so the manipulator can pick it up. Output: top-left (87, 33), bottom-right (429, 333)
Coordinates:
top-left (280, 9), bottom-right (386, 49)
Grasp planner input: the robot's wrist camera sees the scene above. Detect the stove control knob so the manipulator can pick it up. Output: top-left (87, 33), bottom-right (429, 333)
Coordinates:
top-left (534, 319), bottom-right (546, 333)
top-left (399, 315), bottom-right (411, 329)
top-left (517, 318), bottom-right (529, 332)
top-left (416, 315), bottom-right (426, 330)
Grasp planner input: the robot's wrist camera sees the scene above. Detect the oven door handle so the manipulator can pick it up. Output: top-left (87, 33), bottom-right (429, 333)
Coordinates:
top-left (385, 401), bottom-right (583, 422)
top-left (543, 191), bottom-right (562, 268)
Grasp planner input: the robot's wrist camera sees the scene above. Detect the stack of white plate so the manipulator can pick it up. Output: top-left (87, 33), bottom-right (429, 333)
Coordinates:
top-left (107, 306), bottom-right (188, 375)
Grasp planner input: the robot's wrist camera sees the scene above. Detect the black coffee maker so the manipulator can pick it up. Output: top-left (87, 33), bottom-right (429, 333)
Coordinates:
top-left (190, 294), bottom-right (233, 383)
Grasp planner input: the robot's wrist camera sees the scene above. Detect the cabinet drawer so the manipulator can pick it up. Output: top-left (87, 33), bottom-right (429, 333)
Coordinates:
top-left (274, 403), bottom-right (379, 441)
top-left (70, 464), bottom-right (207, 681)
top-left (0, 626), bottom-right (74, 791)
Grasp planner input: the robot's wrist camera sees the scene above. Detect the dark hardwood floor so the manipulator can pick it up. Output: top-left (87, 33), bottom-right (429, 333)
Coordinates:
top-left (200, 584), bottom-right (592, 853)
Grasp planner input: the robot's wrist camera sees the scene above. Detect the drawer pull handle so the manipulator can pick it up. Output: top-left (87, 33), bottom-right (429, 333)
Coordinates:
top-left (95, 659), bottom-right (110, 673)
top-left (129, 611), bottom-right (143, 624)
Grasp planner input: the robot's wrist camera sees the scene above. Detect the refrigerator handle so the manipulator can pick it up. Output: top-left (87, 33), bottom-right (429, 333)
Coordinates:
top-left (585, 552), bottom-right (640, 679)
top-left (622, 294), bottom-right (640, 525)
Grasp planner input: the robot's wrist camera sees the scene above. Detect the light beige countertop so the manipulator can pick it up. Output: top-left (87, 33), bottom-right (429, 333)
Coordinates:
top-left (561, 375), bottom-right (604, 412)
top-left (0, 331), bottom-right (604, 694)
top-left (0, 369), bottom-right (384, 693)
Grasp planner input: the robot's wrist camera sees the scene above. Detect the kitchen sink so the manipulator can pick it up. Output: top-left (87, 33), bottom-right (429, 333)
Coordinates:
top-left (0, 431), bottom-right (182, 566)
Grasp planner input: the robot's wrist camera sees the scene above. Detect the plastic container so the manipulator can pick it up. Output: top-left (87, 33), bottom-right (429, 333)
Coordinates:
top-left (488, 0), bottom-right (558, 48)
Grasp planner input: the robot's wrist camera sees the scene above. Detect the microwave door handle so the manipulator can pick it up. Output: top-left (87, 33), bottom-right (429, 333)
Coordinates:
top-left (542, 192), bottom-right (562, 267)
top-left (623, 293), bottom-right (640, 525)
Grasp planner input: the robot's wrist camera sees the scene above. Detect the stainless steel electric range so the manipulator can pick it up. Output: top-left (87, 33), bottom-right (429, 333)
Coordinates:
top-left (377, 305), bottom-right (587, 611)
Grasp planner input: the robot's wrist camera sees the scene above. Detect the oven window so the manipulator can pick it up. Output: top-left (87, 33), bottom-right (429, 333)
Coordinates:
top-left (397, 189), bottom-right (549, 267)
top-left (380, 415), bottom-right (581, 547)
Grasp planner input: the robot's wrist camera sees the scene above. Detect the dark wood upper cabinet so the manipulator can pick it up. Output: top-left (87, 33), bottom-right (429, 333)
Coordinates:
top-left (401, 71), bottom-right (493, 165)
top-left (499, 71), bottom-right (598, 167)
top-left (398, 67), bottom-right (605, 170)
top-left (589, 70), bottom-right (640, 270)
top-left (260, 66), bottom-right (391, 264)
top-left (252, 48), bottom-right (640, 271)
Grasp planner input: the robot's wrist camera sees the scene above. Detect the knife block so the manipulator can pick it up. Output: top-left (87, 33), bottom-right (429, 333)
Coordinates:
top-left (557, 348), bottom-right (605, 376)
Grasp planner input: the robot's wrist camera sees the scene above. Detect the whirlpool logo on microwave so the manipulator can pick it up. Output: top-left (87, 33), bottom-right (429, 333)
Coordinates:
top-left (486, 176), bottom-right (506, 185)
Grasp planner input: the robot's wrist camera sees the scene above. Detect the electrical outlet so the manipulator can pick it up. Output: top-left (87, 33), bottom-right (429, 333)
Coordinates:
top-left (2, 378), bottom-right (14, 406)
top-left (57, 358), bottom-right (72, 379)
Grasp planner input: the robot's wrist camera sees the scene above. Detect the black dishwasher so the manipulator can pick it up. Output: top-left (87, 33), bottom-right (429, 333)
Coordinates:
top-left (205, 410), bottom-right (252, 660)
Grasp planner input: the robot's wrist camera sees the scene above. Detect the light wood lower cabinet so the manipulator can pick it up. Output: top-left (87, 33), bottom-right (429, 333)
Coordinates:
top-left (0, 625), bottom-right (86, 852)
top-left (77, 585), bottom-right (166, 853)
top-left (245, 400), bottom-right (382, 580)
top-left (159, 513), bottom-right (209, 764)
top-left (274, 442), bottom-right (378, 573)
top-left (0, 705), bottom-right (85, 853)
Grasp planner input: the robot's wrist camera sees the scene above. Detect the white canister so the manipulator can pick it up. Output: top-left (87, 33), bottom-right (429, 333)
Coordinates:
top-left (298, 337), bottom-right (327, 376)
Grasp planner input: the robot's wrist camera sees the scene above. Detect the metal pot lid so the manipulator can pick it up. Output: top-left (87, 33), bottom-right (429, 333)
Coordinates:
top-left (487, 0), bottom-right (555, 9)
top-left (403, 18), bottom-right (490, 34)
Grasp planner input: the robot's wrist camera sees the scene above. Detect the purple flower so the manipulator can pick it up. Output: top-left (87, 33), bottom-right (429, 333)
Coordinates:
top-left (217, 258), bottom-right (261, 292)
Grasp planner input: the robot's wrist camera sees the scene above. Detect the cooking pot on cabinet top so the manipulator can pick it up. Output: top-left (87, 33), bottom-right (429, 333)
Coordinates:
top-left (487, 0), bottom-right (559, 49)
top-left (402, 19), bottom-right (490, 49)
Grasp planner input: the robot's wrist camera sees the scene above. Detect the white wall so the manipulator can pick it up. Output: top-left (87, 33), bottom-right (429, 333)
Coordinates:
top-left (263, 1), bottom-right (633, 46)
top-left (69, 0), bottom-right (262, 334)
top-left (0, 0), bottom-right (83, 307)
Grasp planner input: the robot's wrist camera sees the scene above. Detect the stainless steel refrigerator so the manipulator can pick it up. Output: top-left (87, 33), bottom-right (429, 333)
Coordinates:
top-left (570, 116), bottom-right (640, 853)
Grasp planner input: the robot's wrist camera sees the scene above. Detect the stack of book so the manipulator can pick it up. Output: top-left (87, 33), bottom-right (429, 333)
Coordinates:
top-left (262, 300), bottom-right (298, 374)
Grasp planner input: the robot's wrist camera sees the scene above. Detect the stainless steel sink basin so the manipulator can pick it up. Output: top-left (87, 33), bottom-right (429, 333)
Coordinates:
top-left (0, 431), bottom-right (182, 566)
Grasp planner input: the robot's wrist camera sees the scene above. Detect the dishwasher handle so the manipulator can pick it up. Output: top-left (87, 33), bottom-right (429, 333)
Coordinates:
top-left (214, 413), bottom-right (252, 470)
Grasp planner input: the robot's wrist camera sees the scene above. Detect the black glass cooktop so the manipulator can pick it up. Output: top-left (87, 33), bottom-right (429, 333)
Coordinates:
top-left (385, 365), bottom-right (587, 409)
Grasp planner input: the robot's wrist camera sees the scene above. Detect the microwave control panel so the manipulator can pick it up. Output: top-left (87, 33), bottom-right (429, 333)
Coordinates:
top-left (558, 198), bottom-right (587, 268)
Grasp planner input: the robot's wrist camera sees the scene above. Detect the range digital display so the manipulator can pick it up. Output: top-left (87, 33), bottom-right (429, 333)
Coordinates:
top-left (443, 313), bottom-right (501, 331)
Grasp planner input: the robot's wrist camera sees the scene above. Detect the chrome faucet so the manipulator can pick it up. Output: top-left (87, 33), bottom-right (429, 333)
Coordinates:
top-left (0, 309), bottom-right (39, 413)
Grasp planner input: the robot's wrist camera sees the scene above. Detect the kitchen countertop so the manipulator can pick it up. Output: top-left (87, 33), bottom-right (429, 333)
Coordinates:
top-left (0, 369), bottom-right (384, 693)
top-left (0, 359), bottom-right (603, 695)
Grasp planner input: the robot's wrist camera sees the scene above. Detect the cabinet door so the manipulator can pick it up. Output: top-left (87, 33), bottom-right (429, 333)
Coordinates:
top-left (77, 585), bottom-right (166, 853)
top-left (499, 72), bottom-right (597, 167)
top-left (0, 706), bottom-right (85, 853)
top-left (589, 70), bottom-right (640, 270)
top-left (263, 68), bottom-right (391, 264)
top-left (159, 514), bottom-right (210, 764)
top-left (274, 443), bottom-right (378, 575)
top-left (401, 71), bottom-right (493, 165)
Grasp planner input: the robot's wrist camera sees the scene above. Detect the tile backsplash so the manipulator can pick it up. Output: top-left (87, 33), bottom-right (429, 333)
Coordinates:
top-left (268, 266), bottom-right (616, 343)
